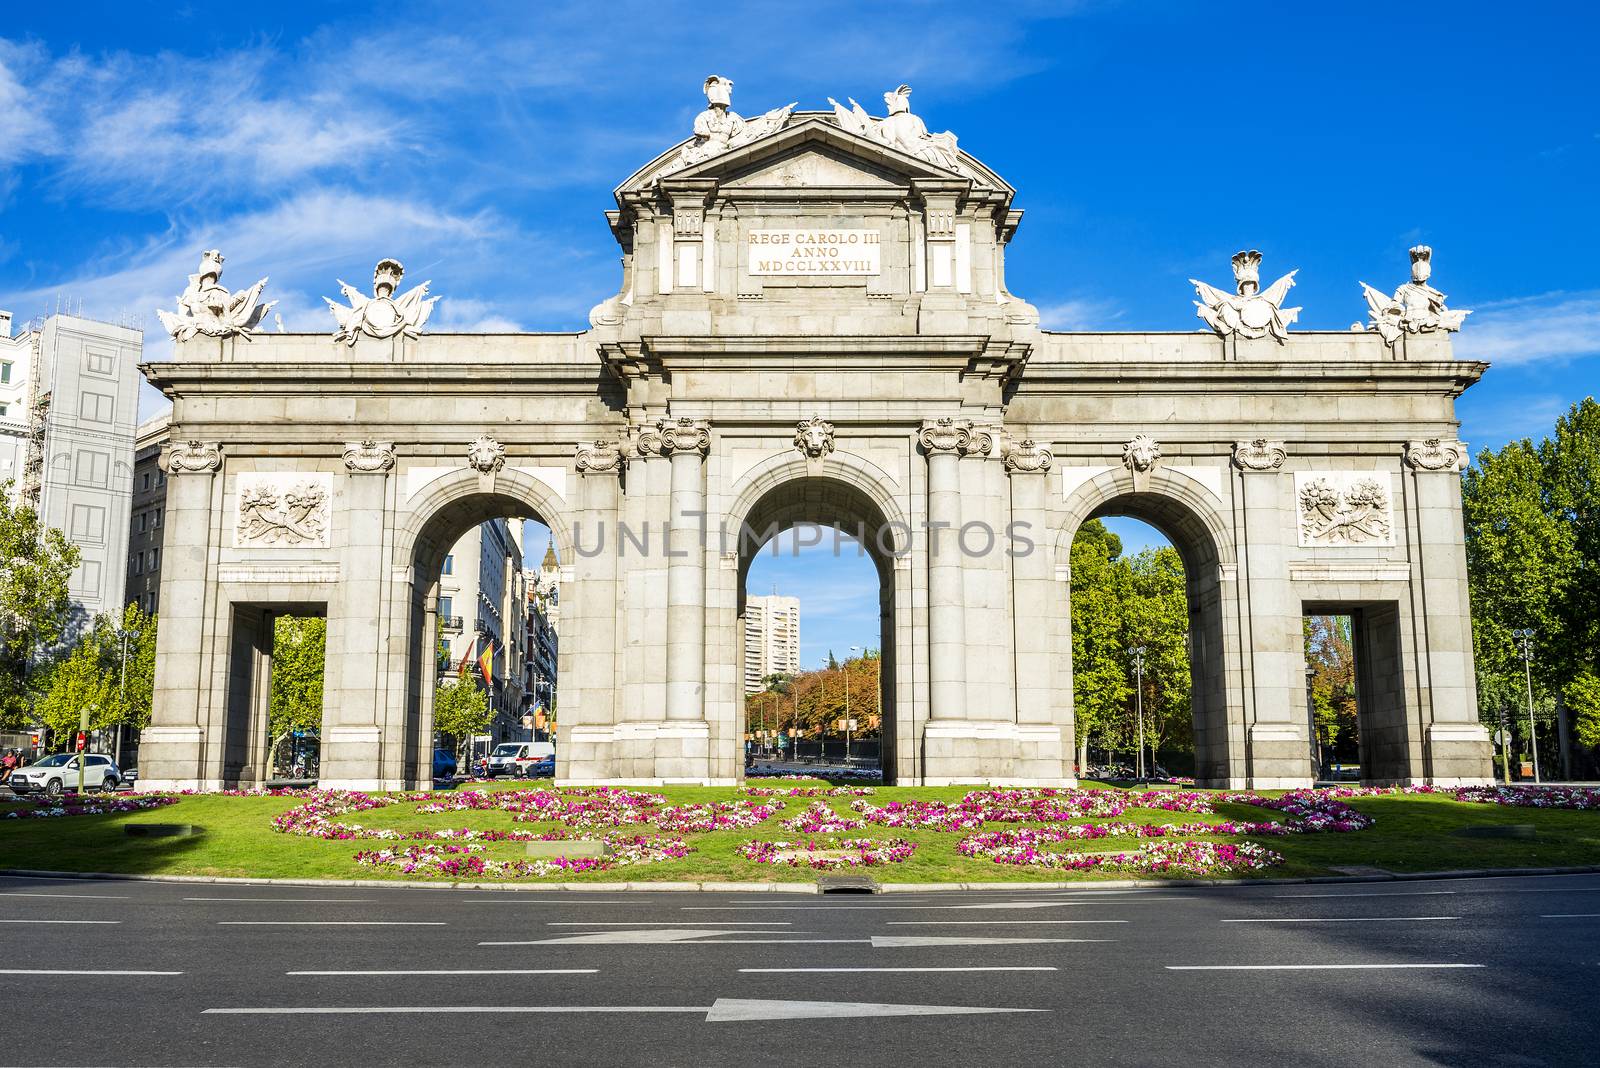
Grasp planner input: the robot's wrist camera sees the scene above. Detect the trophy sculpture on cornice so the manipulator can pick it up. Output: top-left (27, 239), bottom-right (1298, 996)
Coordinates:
top-left (1360, 246), bottom-right (1471, 345)
top-left (156, 249), bottom-right (275, 341)
top-left (1191, 250), bottom-right (1301, 344)
top-left (324, 259), bottom-right (439, 346)
top-left (828, 84), bottom-right (961, 171)
top-left (672, 75), bottom-right (796, 170)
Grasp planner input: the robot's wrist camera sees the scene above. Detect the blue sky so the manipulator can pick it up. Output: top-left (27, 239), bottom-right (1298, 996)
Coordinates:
top-left (3, 2), bottom-right (1595, 664)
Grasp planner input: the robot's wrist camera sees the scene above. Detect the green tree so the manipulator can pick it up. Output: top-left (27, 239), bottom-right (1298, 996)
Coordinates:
top-left (433, 678), bottom-right (493, 759)
top-left (1126, 546), bottom-right (1191, 757)
top-left (1069, 520), bottom-right (1133, 764)
top-left (33, 639), bottom-right (114, 745)
top-left (94, 602), bottom-right (157, 731)
top-left (1305, 614), bottom-right (1358, 754)
top-left (0, 481), bottom-right (82, 729)
top-left (268, 616), bottom-right (326, 742)
top-left (1539, 398), bottom-right (1600, 681)
top-left (1569, 672), bottom-right (1600, 752)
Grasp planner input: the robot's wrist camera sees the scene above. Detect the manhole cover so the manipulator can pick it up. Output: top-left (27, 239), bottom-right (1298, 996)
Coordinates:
top-left (818, 874), bottom-right (878, 894)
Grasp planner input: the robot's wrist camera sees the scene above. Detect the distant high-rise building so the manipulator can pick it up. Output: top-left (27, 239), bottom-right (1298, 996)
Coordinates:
top-left (126, 413), bottom-right (170, 617)
top-left (744, 594), bottom-right (800, 694)
top-left (0, 311), bottom-right (143, 626)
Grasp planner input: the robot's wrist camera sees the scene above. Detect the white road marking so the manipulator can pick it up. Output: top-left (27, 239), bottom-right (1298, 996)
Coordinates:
top-left (185, 897), bottom-right (373, 903)
top-left (1503, 887), bottom-right (1600, 894)
top-left (884, 920), bottom-right (1128, 926)
top-left (204, 999), bottom-right (1046, 1022)
top-left (681, 902), bottom-right (1084, 912)
top-left (485, 929), bottom-right (855, 945)
top-left (0, 892), bottom-right (130, 900)
top-left (871, 935), bottom-right (1109, 947)
top-left (287, 969), bottom-right (598, 976)
top-left (1274, 891), bottom-right (1457, 899)
top-left (1540, 914), bottom-right (1600, 918)
top-left (0, 919), bottom-right (119, 924)
top-left (217, 921), bottom-right (446, 926)
top-left (740, 966), bottom-right (1059, 974)
top-left (1221, 917), bottom-right (1457, 924)
top-left (545, 922), bottom-right (793, 927)
top-left (458, 898), bottom-right (631, 904)
top-left (0, 968), bottom-right (181, 975)
top-left (1167, 964), bottom-right (1483, 971)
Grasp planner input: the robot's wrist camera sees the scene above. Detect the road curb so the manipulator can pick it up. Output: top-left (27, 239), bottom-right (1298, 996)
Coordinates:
top-left (4, 863), bottom-right (1600, 893)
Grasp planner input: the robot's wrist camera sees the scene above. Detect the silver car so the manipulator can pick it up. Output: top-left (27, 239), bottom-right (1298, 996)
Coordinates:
top-left (7, 753), bottom-right (124, 797)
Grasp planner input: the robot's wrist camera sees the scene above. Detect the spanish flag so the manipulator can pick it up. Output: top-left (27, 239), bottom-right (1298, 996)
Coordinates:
top-left (455, 643), bottom-right (473, 679)
top-left (477, 640), bottom-right (495, 685)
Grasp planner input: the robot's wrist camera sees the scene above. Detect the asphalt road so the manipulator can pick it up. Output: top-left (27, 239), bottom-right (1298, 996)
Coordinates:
top-left (0, 872), bottom-right (1595, 1067)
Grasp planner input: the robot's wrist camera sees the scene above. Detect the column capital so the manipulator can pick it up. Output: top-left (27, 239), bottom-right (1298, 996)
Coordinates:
top-left (575, 439), bottom-right (626, 475)
top-left (1403, 437), bottom-right (1469, 473)
top-left (1004, 438), bottom-right (1054, 475)
top-left (918, 416), bottom-right (973, 455)
top-left (162, 439), bottom-right (222, 475)
top-left (1231, 437), bottom-right (1287, 473)
top-left (342, 439), bottom-right (396, 474)
top-left (646, 416), bottom-right (710, 457)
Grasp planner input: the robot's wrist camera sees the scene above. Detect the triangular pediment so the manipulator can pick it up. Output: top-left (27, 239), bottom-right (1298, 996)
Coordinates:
top-left (616, 114), bottom-right (1010, 197)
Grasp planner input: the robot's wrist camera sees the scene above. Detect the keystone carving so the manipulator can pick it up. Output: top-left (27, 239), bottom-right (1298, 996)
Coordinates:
top-left (466, 435), bottom-right (506, 474)
top-left (576, 439), bottom-right (626, 474)
top-left (1232, 438), bottom-right (1288, 472)
top-left (342, 439), bottom-right (396, 473)
top-left (163, 440), bottom-right (223, 474)
top-left (1404, 437), bottom-right (1470, 473)
top-left (918, 417), bottom-right (972, 454)
top-left (1122, 434), bottom-right (1162, 473)
top-left (656, 417), bottom-right (711, 456)
top-left (1004, 438), bottom-right (1053, 474)
top-left (793, 416), bottom-right (836, 460)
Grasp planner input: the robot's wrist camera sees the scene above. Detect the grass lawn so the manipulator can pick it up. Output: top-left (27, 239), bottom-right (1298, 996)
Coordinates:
top-left (3, 782), bottom-right (1598, 885)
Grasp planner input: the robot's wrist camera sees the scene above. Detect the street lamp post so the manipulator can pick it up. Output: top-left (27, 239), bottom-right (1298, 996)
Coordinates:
top-left (114, 624), bottom-right (140, 768)
top-left (1129, 645), bottom-right (1147, 782)
top-left (844, 646), bottom-right (859, 765)
top-left (1305, 663), bottom-right (1320, 782)
top-left (1514, 628), bottom-right (1541, 784)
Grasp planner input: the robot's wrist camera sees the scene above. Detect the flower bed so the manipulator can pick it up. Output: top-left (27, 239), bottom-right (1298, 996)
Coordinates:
top-left (965, 838), bottom-right (1282, 875)
top-left (779, 801), bottom-right (867, 834)
top-left (355, 832), bottom-right (693, 878)
top-left (2, 794), bottom-right (179, 820)
top-left (737, 836), bottom-right (916, 869)
top-left (740, 785), bottom-right (875, 797)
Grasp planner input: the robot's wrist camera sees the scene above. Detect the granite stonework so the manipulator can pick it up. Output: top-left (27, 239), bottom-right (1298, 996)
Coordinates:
top-left (137, 86), bottom-right (1492, 791)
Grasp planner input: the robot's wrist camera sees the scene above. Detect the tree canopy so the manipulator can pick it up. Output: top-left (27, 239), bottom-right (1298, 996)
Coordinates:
top-left (0, 482), bottom-right (82, 729)
top-left (268, 615), bottom-right (325, 740)
top-left (433, 677), bottom-right (493, 752)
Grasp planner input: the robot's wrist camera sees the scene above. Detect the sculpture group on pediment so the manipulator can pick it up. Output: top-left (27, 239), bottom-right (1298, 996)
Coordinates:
top-left (1191, 251), bottom-right (1301, 344)
top-left (829, 84), bottom-right (961, 171)
top-left (156, 249), bottom-right (275, 341)
top-left (325, 259), bottom-right (439, 346)
top-left (1360, 246), bottom-right (1472, 345)
top-left (671, 75), bottom-right (796, 171)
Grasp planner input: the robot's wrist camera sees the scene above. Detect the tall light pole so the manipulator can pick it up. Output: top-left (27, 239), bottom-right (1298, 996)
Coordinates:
top-left (1305, 663), bottom-right (1320, 781)
top-left (844, 645), bottom-right (860, 765)
top-left (1514, 628), bottom-right (1541, 783)
top-left (114, 624), bottom-right (140, 768)
top-left (1129, 645), bottom-right (1147, 782)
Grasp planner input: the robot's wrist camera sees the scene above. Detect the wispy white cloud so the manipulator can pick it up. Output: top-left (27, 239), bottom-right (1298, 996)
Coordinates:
top-left (1036, 297), bottom-right (1123, 331)
top-left (1452, 290), bottom-right (1600, 367)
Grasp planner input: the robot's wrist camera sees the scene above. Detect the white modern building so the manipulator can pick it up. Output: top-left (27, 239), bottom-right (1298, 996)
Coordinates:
top-left (0, 310), bottom-right (142, 628)
top-left (744, 594), bottom-right (801, 695)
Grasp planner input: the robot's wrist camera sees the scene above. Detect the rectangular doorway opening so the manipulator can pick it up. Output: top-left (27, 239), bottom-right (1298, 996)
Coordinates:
top-left (222, 602), bottom-right (326, 788)
top-left (1303, 601), bottom-right (1408, 785)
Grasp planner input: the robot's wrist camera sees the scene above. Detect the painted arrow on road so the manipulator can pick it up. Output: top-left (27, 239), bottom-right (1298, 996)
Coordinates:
top-left (204, 999), bottom-right (1048, 1022)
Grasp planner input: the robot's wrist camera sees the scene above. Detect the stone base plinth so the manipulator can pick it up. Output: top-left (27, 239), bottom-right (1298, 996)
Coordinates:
top-left (558, 721), bottom-right (729, 785)
top-left (137, 725), bottom-right (207, 789)
top-left (320, 726), bottom-right (382, 788)
top-left (1425, 724), bottom-right (1494, 785)
top-left (917, 720), bottom-right (1075, 786)
top-left (1244, 724), bottom-right (1314, 790)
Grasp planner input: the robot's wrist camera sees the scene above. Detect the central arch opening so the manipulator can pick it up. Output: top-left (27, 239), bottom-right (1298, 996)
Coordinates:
top-left (1069, 489), bottom-right (1232, 786)
top-left (404, 486), bottom-right (565, 787)
top-left (733, 475), bottom-right (901, 783)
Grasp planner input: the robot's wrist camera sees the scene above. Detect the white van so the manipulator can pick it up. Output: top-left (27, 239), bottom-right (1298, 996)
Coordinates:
top-left (484, 741), bottom-right (556, 778)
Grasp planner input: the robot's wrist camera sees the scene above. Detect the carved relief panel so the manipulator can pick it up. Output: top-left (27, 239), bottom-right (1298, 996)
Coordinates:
top-left (233, 472), bottom-right (334, 549)
top-left (1294, 471), bottom-right (1396, 548)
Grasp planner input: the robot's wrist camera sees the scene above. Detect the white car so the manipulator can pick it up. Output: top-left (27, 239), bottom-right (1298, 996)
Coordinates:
top-left (484, 741), bottom-right (556, 778)
top-left (7, 753), bottom-right (124, 797)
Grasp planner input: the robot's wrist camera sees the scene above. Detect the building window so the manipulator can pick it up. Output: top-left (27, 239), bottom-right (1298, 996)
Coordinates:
top-left (153, 507), bottom-right (162, 527)
top-left (156, 470), bottom-right (165, 487)
top-left (70, 560), bottom-right (102, 597)
top-left (142, 473), bottom-right (151, 491)
top-left (79, 391), bottom-right (115, 423)
top-left (69, 503), bottom-right (106, 542)
top-left (443, 554), bottom-right (454, 575)
top-left (0, 361), bottom-right (10, 384)
top-left (85, 350), bottom-right (116, 377)
top-left (137, 512), bottom-right (147, 533)
top-left (133, 553), bottom-right (143, 575)
top-left (74, 449), bottom-right (110, 487)
top-left (0, 403), bottom-right (7, 418)
top-left (439, 595), bottom-right (454, 619)
top-left (150, 548), bottom-right (159, 570)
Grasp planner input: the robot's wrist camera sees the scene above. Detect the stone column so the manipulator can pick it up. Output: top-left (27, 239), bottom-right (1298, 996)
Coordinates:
top-left (322, 440), bottom-right (397, 791)
top-left (1403, 438), bottom-right (1493, 784)
top-left (564, 439), bottom-right (625, 782)
top-left (1232, 438), bottom-right (1311, 789)
top-left (1006, 439), bottom-right (1071, 783)
top-left (919, 418), bottom-right (970, 723)
top-left (140, 440), bottom-right (223, 791)
top-left (655, 417), bottom-right (714, 781)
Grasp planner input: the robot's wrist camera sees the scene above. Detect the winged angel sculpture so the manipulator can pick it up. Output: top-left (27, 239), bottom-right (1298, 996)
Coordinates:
top-left (1359, 245), bottom-right (1471, 345)
top-left (828, 84), bottom-right (961, 171)
top-left (325, 259), bottom-right (438, 346)
top-left (1192, 250), bottom-right (1300, 344)
top-left (156, 249), bottom-right (274, 341)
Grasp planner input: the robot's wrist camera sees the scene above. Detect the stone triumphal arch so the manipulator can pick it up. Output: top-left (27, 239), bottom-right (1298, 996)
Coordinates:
top-left (138, 80), bottom-right (1493, 790)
